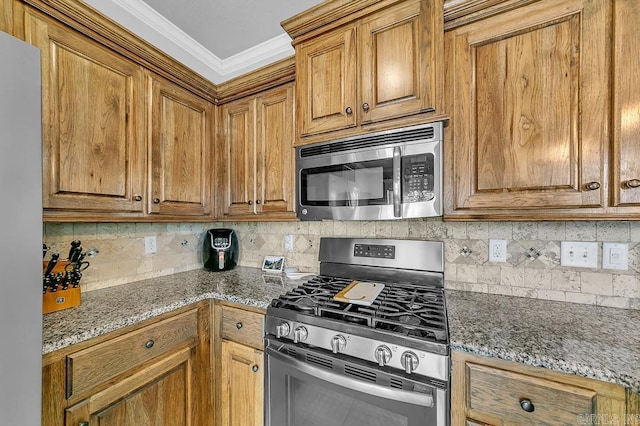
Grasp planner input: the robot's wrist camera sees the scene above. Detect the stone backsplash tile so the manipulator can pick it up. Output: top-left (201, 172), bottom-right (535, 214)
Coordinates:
top-left (44, 219), bottom-right (640, 309)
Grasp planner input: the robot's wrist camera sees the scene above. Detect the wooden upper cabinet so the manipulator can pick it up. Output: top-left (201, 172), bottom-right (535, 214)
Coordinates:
top-left (148, 74), bottom-right (213, 217)
top-left (25, 10), bottom-right (145, 213)
top-left (255, 85), bottom-right (295, 216)
top-left (220, 97), bottom-right (255, 217)
top-left (444, 0), bottom-right (610, 219)
top-left (612, 0), bottom-right (640, 208)
top-left (218, 83), bottom-right (295, 220)
top-left (287, 0), bottom-right (443, 144)
top-left (297, 25), bottom-right (357, 136)
top-left (359, 0), bottom-right (436, 124)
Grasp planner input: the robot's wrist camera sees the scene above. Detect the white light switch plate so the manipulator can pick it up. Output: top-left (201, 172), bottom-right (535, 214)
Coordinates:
top-left (560, 241), bottom-right (598, 268)
top-left (602, 242), bottom-right (628, 270)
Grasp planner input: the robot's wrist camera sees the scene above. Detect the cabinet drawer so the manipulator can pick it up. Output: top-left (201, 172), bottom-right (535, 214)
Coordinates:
top-left (221, 305), bottom-right (264, 349)
top-left (467, 362), bottom-right (596, 424)
top-left (66, 309), bottom-right (198, 399)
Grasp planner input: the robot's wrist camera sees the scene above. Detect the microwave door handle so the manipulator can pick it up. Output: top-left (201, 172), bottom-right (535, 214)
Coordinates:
top-left (393, 146), bottom-right (401, 217)
top-left (266, 345), bottom-right (433, 408)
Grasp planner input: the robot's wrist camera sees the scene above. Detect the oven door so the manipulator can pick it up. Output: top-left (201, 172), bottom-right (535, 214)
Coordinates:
top-left (265, 340), bottom-right (448, 426)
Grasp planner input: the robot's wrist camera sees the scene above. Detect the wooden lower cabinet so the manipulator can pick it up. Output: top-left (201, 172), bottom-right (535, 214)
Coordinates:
top-left (452, 351), bottom-right (632, 426)
top-left (219, 341), bottom-right (264, 426)
top-left (42, 302), bottom-right (212, 426)
top-left (214, 302), bottom-right (265, 426)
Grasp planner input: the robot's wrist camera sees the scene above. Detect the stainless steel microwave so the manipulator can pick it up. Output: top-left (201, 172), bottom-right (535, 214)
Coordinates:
top-left (296, 122), bottom-right (443, 221)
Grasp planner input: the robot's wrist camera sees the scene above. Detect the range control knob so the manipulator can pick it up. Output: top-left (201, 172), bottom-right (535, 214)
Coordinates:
top-left (330, 335), bottom-right (347, 354)
top-left (401, 351), bottom-right (419, 374)
top-left (293, 326), bottom-right (308, 343)
top-left (276, 322), bottom-right (291, 339)
top-left (374, 345), bottom-right (392, 367)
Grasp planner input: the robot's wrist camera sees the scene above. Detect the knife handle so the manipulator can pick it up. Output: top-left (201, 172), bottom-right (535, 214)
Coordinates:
top-left (44, 253), bottom-right (60, 277)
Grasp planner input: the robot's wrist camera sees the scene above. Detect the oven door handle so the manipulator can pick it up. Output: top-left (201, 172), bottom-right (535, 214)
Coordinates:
top-left (266, 346), bottom-right (434, 408)
top-left (393, 146), bottom-right (402, 218)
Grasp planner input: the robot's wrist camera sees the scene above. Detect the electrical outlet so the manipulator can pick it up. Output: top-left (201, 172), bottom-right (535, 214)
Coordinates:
top-left (560, 241), bottom-right (598, 268)
top-left (602, 242), bottom-right (628, 270)
top-left (144, 236), bottom-right (157, 254)
top-left (489, 239), bottom-right (507, 262)
top-left (284, 234), bottom-right (294, 251)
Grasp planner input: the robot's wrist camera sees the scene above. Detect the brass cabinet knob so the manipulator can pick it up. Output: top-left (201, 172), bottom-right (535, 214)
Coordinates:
top-left (585, 181), bottom-right (600, 191)
top-left (345, 106), bottom-right (353, 114)
top-left (134, 195), bottom-right (142, 201)
top-left (362, 102), bottom-right (370, 112)
top-left (153, 198), bottom-right (160, 204)
top-left (626, 179), bottom-right (640, 188)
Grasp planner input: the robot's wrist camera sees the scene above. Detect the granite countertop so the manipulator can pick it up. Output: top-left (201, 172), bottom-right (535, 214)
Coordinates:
top-left (43, 267), bottom-right (640, 393)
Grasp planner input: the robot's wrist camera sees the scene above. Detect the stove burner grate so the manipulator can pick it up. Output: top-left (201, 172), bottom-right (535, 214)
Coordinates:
top-left (270, 275), bottom-right (448, 343)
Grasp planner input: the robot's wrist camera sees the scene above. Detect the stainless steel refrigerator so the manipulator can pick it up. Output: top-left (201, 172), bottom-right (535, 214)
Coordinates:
top-left (0, 29), bottom-right (43, 424)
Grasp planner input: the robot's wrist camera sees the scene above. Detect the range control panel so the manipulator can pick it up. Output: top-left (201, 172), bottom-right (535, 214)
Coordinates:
top-left (354, 244), bottom-right (395, 259)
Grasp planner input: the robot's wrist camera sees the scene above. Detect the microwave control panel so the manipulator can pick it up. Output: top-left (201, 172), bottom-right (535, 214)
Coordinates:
top-left (402, 153), bottom-right (435, 203)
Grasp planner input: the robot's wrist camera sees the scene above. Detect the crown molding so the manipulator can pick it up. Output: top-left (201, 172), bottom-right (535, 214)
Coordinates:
top-left (86, 0), bottom-right (295, 84)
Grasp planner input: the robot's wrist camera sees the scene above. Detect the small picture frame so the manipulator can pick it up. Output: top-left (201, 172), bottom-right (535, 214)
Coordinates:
top-left (262, 256), bottom-right (285, 273)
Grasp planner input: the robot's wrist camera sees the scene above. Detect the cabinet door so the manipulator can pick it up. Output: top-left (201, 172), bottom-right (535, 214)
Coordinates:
top-left (359, 0), bottom-right (438, 124)
top-left (255, 84), bottom-right (295, 217)
top-left (296, 25), bottom-right (357, 137)
top-left (25, 10), bottom-right (145, 213)
top-left (65, 347), bottom-right (192, 426)
top-left (220, 340), bottom-right (263, 426)
top-left (149, 75), bottom-right (212, 217)
top-left (219, 97), bottom-right (256, 217)
top-left (445, 0), bottom-right (608, 217)
top-left (612, 0), bottom-right (640, 208)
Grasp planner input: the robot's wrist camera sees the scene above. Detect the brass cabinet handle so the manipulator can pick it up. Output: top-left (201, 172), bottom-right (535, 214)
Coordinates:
top-left (134, 195), bottom-right (142, 201)
top-left (519, 398), bottom-right (535, 413)
top-left (585, 181), bottom-right (600, 191)
top-left (362, 102), bottom-right (370, 112)
top-left (345, 106), bottom-right (353, 114)
top-left (236, 322), bottom-right (243, 329)
top-left (252, 365), bottom-right (259, 372)
top-left (626, 179), bottom-right (640, 188)
top-left (153, 198), bottom-right (160, 204)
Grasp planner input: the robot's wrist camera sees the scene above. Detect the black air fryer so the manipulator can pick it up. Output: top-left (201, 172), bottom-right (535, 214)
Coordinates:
top-left (203, 229), bottom-right (239, 271)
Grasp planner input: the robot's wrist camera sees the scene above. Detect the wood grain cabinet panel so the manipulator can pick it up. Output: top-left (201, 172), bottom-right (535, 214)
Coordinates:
top-left (215, 302), bottom-right (265, 426)
top-left (612, 0), bottom-right (640, 208)
top-left (289, 0), bottom-right (443, 144)
top-left (148, 74), bottom-right (213, 217)
top-left (444, 0), bottom-right (610, 219)
top-left (42, 302), bottom-right (211, 426)
top-left (25, 9), bottom-right (145, 213)
top-left (452, 351), bottom-right (629, 426)
top-left (219, 337), bottom-right (264, 426)
top-left (218, 83), bottom-right (295, 220)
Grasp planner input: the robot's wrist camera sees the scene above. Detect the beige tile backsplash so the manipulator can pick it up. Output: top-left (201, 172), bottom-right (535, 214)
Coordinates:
top-left (43, 219), bottom-right (640, 309)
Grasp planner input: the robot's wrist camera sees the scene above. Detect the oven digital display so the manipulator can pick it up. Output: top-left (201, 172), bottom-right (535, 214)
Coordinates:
top-left (353, 244), bottom-right (395, 259)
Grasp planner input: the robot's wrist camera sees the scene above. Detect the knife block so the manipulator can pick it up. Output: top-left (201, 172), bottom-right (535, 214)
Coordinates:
top-left (42, 260), bottom-right (82, 314)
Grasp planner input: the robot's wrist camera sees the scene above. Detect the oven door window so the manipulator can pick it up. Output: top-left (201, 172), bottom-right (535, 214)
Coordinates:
top-left (300, 159), bottom-right (392, 207)
top-left (266, 348), bottom-right (438, 426)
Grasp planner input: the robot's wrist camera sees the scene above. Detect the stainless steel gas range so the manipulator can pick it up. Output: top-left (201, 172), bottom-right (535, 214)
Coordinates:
top-left (265, 237), bottom-right (449, 426)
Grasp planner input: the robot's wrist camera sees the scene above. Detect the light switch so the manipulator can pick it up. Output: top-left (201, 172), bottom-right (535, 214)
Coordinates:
top-left (602, 243), bottom-right (628, 270)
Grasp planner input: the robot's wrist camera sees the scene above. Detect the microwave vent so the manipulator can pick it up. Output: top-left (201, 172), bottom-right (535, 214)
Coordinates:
top-left (299, 124), bottom-right (436, 158)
